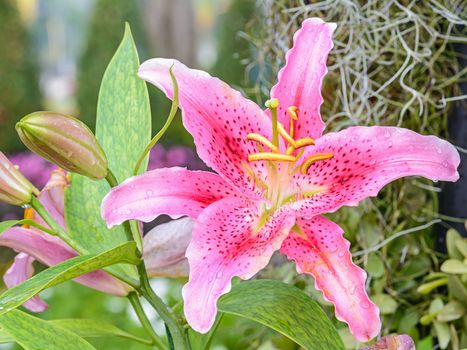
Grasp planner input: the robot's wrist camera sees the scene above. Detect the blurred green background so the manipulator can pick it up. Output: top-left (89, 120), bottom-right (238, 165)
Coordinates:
top-left (0, 0), bottom-right (466, 349)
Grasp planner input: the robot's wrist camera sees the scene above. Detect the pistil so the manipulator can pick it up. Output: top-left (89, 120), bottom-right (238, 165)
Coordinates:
top-left (265, 98), bottom-right (279, 147)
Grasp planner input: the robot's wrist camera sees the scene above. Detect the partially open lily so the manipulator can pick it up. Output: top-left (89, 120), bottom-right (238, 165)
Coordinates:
top-left (1, 169), bottom-right (132, 311)
top-left (101, 18), bottom-right (460, 341)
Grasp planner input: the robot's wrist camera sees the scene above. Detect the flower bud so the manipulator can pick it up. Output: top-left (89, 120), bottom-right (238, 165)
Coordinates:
top-left (0, 152), bottom-right (36, 206)
top-left (143, 217), bottom-right (193, 278)
top-left (16, 112), bottom-right (108, 180)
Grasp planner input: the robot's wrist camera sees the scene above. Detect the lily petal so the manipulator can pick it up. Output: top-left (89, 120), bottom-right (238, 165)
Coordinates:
top-left (102, 167), bottom-right (240, 227)
top-left (3, 253), bottom-right (48, 312)
top-left (0, 227), bottom-right (130, 297)
top-left (35, 169), bottom-right (68, 229)
top-left (139, 58), bottom-right (273, 197)
top-left (183, 197), bottom-right (295, 333)
top-left (292, 126), bottom-right (460, 215)
top-left (270, 18), bottom-right (336, 139)
top-left (143, 217), bottom-right (194, 278)
top-left (280, 215), bottom-right (380, 342)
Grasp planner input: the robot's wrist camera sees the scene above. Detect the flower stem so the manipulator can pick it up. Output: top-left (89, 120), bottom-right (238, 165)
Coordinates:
top-left (127, 292), bottom-right (166, 349)
top-left (134, 65), bottom-right (179, 176)
top-left (105, 169), bottom-right (142, 248)
top-left (137, 263), bottom-right (187, 350)
top-left (29, 196), bottom-right (76, 250)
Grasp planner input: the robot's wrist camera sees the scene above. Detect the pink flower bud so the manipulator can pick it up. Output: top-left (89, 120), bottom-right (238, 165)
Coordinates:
top-left (0, 152), bottom-right (36, 205)
top-left (16, 112), bottom-right (108, 179)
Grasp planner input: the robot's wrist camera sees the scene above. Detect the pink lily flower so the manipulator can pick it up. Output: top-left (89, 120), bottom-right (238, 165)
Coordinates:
top-left (1, 169), bottom-right (132, 311)
top-left (101, 18), bottom-right (460, 341)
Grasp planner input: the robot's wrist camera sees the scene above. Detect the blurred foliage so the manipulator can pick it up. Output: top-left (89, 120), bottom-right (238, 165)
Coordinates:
top-left (76, 0), bottom-right (147, 132)
top-left (210, 0), bottom-right (255, 89)
top-left (246, 1), bottom-right (466, 349)
top-left (0, 0), bottom-right (41, 152)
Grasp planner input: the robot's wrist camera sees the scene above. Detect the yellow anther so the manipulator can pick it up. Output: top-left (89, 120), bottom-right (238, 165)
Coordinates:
top-left (247, 133), bottom-right (280, 153)
top-left (22, 208), bottom-right (34, 228)
top-left (286, 145), bottom-right (295, 155)
top-left (265, 98), bottom-right (279, 109)
top-left (300, 153), bottom-right (334, 174)
top-left (295, 137), bottom-right (315, 148)
top-left (287, 106), bottom-right (299, 120)
top-left (277, 123), bottom-right (297, 147)
top-left (248, 152), bottom-right (296, 162)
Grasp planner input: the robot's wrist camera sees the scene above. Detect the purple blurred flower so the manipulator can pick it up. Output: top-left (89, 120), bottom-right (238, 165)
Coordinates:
top-left (8, 152), bottom-right (56, 188)
top-left (360, 334), bottom-right (415, 350)
top-left (148, 144), bottom-right (206, 170)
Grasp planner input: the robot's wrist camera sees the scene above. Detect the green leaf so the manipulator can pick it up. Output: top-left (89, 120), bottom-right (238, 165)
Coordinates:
top-left (441, 259), bottom-right (467, 274)
top-left (433, 321), bottom-right (451, 349)
top-left (0, 241), bottom-right (139, 315)
top-left (366, 254), bottom-right (385, 278)
top-left (372, 294), bottom-right (398, 315)
top-left (64, 23), bottom-right (151, 281)
top-left (416, 336), bottom-right (433, 350)
top-left (437, 301), bottom-right (465, 322)
top-left (0, 219), bottom-right (58, 236)
top-left (0, 318), bottom-right (151, 345)
top-left (0, 309), bottom-right (95, 350)
top-left (417, 278), bottom-right (448, 295)
top-left (448, 276), bottom-right (467, 305)
top-left (446, 229), bottom-right (463, 259)
top-left (0, 220), bottom-right (20, 234)
top-left (456, 239), bottom-right (467, 258)
top-left (218, 279), bottom-right (345, 350)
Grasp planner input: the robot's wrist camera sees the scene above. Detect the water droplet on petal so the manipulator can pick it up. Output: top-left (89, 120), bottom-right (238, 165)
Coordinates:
top-left (384, 131), bottom-right (390, 138)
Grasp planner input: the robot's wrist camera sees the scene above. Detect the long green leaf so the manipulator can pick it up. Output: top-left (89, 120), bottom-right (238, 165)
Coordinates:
top-left (0, 241), bottom-right (139, 315)
top-left (64, 23), bottom-right (151, 280)
top-left (0, 219), bottom-right (57, 236)
top-left (218, 279), bottom-right (345, 350)
top-left (0, 310), bottom-right (95, 350)
top-left (0, 318), bottom-right (151, 345)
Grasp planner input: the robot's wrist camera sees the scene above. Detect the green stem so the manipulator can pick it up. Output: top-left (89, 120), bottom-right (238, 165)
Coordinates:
top-left (29, 196), bottom-right (76, 250)
top-left (105, 170), bottom-right (119, 187)
top-left (30, 195), bottom-right (140, 289)
top-left (104, 169), bottom-right (140, 246)
top-left (128, 292), bottom-right (166, 350)
top-left (137, 263), bottom-right (187, 350)
top-left (134, 66), bottom-right (179, 175)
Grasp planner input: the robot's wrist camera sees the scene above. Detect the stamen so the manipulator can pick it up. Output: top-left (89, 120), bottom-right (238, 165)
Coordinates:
top-left (277, 123), bottom-right (297, 147)
top-left (300, 153), bottom-right (334, 174)
top-left (285, 138), bottom-right (315, 155)
top-left (22, 208), bottom-right (34, 228)
top-left (287, 106), bottom-right (299, 139)
top-left (294, 137), bottom-right (315, 148)
top-left (248, 152), bottom-right (296, 162)
top-left (247, 133), bottom-right (280, 153)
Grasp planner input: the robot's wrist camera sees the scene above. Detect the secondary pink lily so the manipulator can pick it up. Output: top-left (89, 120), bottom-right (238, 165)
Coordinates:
top-left (101, 18), bottom-right (460, 341)
top-left (1, 169), bottom-right (132, 311)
